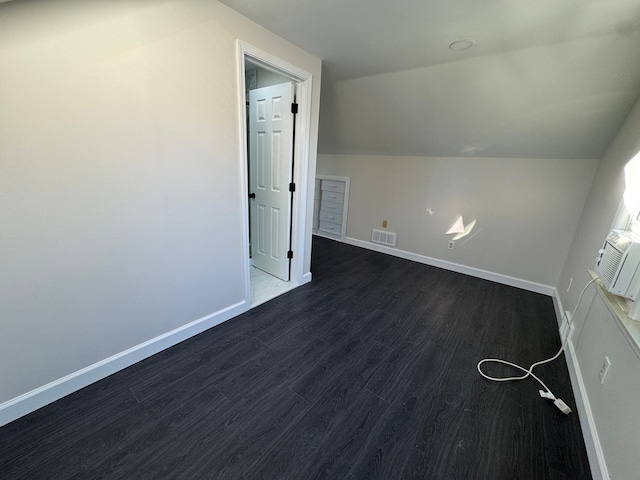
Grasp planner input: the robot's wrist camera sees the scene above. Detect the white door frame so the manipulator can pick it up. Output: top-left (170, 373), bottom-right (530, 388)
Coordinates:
top-left (236, 40), bottom-right (314, 305)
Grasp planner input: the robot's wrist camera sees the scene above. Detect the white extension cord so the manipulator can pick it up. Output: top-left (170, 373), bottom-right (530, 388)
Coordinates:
top-left (476, 278), bottom-right (597, 415)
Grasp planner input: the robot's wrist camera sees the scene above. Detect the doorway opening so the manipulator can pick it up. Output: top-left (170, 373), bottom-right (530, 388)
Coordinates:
top-left (237, 42), bottom-right (314, 308)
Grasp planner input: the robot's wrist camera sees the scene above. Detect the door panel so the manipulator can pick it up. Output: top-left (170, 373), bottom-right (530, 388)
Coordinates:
top-left (249, 82), bottom-right (294, 281)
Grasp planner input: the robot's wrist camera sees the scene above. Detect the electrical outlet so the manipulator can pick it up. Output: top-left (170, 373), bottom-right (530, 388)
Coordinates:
top-left (382, 220), bottom-right (388, 228)
top-left (559, 310), bottom-right (573, 343)
top-left (599, 356), bottom-right (611, 384)
top-left (564, 310), bottom-right (572, 324)
top-left (448, 240), bottom-right (455, 250)
top-left (559, 319), bottom-right (575, 343)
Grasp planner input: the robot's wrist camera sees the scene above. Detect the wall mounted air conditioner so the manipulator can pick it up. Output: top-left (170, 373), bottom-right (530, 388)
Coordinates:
top-left (595, 229), bottom-right (640, 300)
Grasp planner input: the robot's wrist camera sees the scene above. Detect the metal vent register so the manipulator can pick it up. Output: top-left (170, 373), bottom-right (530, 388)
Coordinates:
top-left (372, 229), bottom-right (397, 247)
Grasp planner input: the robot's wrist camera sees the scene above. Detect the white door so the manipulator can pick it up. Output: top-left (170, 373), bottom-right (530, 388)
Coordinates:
top-left (249, 82), bottom-right (295, 281)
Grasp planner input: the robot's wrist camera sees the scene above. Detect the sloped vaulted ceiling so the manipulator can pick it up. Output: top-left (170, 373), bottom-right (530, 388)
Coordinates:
top-left (221, 0), bottom-right (640, 159)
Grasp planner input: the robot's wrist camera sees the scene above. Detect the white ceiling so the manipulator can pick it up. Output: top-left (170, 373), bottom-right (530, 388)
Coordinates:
top-left (224, 0), bottom-right (640, 159)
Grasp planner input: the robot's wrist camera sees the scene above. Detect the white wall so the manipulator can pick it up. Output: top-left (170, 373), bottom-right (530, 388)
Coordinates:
top-left (575, 293), bottom-right (640, 479)
top-left (558, 97), bottom-right (640, 328)
top-left (557, 97), bottom-right (640, 479)
top-left (317, 154), bottom-right (598, 287)
top-left (318, 38), bottom-right (640, 160)
top-left (0, 0), bottom-right (320, 410)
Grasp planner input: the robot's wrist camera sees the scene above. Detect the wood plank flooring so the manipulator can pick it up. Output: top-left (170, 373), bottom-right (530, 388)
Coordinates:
top-left (0, 236), bottom-right (592, 479)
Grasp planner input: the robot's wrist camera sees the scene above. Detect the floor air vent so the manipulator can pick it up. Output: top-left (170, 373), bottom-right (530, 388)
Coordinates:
top-left (372, 229), bottom-right (397, 247)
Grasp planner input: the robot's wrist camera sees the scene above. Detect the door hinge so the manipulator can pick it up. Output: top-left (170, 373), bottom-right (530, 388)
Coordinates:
top-left (291, 103), bottom-right (298, 114)
top-left (287, 250), bottom-right (293, 259)
top-left (289, 182), bottom-right (296, 192)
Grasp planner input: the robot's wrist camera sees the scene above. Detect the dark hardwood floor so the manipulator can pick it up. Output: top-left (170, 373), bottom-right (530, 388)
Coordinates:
top-left (0, 236), bottom-right (592, 479)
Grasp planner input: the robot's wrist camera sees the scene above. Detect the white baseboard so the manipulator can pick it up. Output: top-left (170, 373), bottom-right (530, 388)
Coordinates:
top-left (552, 287), bottom-right (566, 328)
top-left (343, 236), bottom-right (555, 295)
top-left (0, 300), bottom-right (248, 427)
top-left (564, 340), bottom-right (610, 480)
top-left (553, 289), bottom-right (609, 480)
top-left (552, 289), bottom-right (608, 479)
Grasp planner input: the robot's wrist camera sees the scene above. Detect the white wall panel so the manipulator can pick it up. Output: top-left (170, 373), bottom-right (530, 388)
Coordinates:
top-left (0, 0), bottom-right (321, 407)
top-left (317, 154), bottom-right (597, 286)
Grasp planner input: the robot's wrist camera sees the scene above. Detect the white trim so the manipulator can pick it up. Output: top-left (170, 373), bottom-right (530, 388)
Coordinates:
top-left (342, 236), bottom-right (554, 295)
top-left (0, 301), bottom-right (248, 427)
top-left (292, 76), bottom-right (313, 286)
top-left (551, 289), bottom-right (609, 480)
top-left (552, 287), bottom-right (566, 328)
top-left (236, 40), bottom-right (314, 305)
top-left (236, 43), bottom-right (252, 306)
top-left (564, 340), bottom-right (610, 480)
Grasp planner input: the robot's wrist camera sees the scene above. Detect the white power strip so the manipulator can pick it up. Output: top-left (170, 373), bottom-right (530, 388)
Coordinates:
top-left (540, 390), bottom-right (572, 415)
top-left (554, 398), bottom-right (572, 415)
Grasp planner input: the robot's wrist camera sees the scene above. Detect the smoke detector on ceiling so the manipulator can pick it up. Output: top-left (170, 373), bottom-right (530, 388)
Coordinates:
top-left (449, 39), bottom-right (475, 51)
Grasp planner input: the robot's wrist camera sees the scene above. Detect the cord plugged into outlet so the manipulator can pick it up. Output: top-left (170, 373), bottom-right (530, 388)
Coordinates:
top-left (559, 310), bottom-right (574, 343)
top-left (561, 322), bottom-right (575, 344)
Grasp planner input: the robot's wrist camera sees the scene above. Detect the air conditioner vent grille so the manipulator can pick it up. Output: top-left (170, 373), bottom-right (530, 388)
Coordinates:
top-left (599, 244), bottom-right (623, 288)
top-left (372, 229), bottom-right (397, 247)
